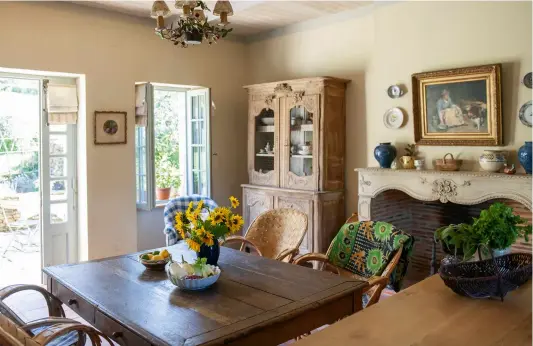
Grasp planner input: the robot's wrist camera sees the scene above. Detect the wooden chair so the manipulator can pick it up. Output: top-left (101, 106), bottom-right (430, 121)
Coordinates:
top-left (221, 208), bottom-right (308, 263)
top-left (0, 284), bottom-right (113, 345)
top-left (294, 215), bottom-right (412, 308)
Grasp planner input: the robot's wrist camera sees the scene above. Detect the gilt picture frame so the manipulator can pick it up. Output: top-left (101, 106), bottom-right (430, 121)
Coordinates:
top-left (94, 111), bottom-right (127, 145)
top-left (412, 64), bottom-right (502, 146)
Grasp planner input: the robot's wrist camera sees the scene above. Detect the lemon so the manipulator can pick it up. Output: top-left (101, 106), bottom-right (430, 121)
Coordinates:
top-left (160, 249), bottom-right (170, 258)
top-left (146, 254), bottom-right (154, 260)
top-left (152, 255), bottom-right (164, 261)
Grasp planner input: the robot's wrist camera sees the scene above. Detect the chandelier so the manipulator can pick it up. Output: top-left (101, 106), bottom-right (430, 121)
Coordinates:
top-left (151, 1), bottom-right (234, 47)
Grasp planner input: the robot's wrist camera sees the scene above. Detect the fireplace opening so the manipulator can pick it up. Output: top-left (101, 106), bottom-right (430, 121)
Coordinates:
top-left (371, 190), bottom-right (532, 287)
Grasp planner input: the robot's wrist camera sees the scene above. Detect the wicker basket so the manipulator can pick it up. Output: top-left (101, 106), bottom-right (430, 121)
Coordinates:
top-left (439, 253), bottom-right (532, 301)
top-left (435, 153), bottom-right (462, 171)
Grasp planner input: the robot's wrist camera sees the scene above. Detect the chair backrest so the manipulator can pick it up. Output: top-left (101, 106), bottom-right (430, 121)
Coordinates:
top-left (244, 208), bottom-right (308, 259)
top-left (163, 195), bottom-right (218, 245)
top-left (0, 313), bottom-right (33, 346)
top-left (326, 221), bottom-right (412, 279)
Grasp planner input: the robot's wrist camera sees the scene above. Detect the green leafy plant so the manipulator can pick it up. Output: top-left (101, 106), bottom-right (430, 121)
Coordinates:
top-left (435, 202), bottom-right (532, 261)
top-left (155, 159), bottom-right (181, 189)
top-left (404, 144), bottom-right (417, 157)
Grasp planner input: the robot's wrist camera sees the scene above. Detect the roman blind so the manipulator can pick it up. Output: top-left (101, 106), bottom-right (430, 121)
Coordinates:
top-left (45, 81), bottom-right (78, 125)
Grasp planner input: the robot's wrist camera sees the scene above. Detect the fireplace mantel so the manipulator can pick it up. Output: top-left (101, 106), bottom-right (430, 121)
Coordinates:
top-left (355, 168), bottom-right (532, 220)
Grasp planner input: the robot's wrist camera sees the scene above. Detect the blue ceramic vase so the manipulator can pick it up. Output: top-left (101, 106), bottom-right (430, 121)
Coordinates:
top-left (518, 141), bottom-right (532, 174)
top-left (374, 142), bottom-right (397, 168)
top-left (197, 241), bottom-right (220, 266)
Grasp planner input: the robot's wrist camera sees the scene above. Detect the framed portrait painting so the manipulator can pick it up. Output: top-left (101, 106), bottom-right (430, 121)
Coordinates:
top-left (412, 64), bottom-right (502, 146)
top-left (94, 111), bottom-right (127, 145)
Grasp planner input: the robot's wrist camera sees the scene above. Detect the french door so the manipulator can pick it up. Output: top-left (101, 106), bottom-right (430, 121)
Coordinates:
top-left (40, 86), bottom-right (78, 268)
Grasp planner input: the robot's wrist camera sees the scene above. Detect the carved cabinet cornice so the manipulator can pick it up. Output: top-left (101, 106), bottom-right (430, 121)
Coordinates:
top-left (242, 77), bottom-right (350, 254)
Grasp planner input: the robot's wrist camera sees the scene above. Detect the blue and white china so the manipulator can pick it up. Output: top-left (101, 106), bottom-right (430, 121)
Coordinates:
top-left (479, 150), bottom-right (506, 172)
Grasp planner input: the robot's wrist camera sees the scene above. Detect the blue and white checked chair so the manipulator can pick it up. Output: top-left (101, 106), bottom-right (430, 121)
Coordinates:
top-left (163, 195), bottom-right (218, 246)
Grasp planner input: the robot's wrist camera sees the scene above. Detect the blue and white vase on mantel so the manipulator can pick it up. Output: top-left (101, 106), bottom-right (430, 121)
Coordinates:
top-left (374, 142), bottom-right (397, 168)
top-left (518, 141), bottom-right (532, 174)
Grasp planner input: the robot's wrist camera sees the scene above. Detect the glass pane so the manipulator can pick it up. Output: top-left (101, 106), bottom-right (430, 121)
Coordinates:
top-left (191, 120), bottom-right (206, 145)
top-left (49, 124), bottom-right (67, 132)
top-left (50, 134), bottom-right (67, 155)
top-left (50, 157), bottom-right (67, 178)
top-left (198, 95), bottom-right (205, 120)
top-left (254, 108), bottom-right (275, 174)
top-left (192, 171), bottom-right (200, 194)
top-left (50, 180), bottom-right (67, 201)
top-left (192, 96), bottom-right (198, 119)
top-left (289, 106), bottom-right (313, 177)
top-left (50, 203), bottom-right (68, 224)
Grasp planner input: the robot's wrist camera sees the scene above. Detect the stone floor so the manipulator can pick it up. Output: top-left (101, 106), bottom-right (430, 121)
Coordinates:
top-left (0, 230), bottom-right (42, 288)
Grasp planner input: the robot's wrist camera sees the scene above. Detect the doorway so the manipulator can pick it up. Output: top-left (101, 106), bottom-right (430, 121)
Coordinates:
top-left (0, 74), bottom-right (78, 287)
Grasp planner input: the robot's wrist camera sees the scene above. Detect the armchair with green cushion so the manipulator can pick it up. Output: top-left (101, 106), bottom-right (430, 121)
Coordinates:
top-left (294, 217), bottom-right (414, 308)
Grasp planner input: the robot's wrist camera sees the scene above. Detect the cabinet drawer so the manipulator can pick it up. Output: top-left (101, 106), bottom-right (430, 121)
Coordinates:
top-left (52, 280), bottom-right (95, 324)
top-left (95, 310), bottom-right (150, 346)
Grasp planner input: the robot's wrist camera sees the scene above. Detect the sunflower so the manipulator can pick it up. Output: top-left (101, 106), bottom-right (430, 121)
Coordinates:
top-left (229, 196), bottom-right (239, 209)
top-left (209, 211), bottom-right (224, 225)
top-left (175, 212), bottom-right (184, 229)
top-left (196, 226), bottom-right (206, 238)
top-left (228, 214), bottom-right (244, 233)
top-left (214, 207), bottom-right (231, 221)
top-left (203, 231), bottom-right (215, 246)
top-left (185, 238), bottom-right (201, 252)
top-left (195, 200), bottom-right (204, 214)
top-left (186, 201), bottom-right (194, 214)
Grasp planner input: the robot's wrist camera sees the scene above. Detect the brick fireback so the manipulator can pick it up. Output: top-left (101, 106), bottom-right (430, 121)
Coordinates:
top-left (371, 190), bottom-right (532, 285)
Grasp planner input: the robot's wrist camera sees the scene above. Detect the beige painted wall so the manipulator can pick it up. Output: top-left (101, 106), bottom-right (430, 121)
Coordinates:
top-left (247, 1), bottom-right (533, 217)
top-left (0, 2), bottom-right (248, 259)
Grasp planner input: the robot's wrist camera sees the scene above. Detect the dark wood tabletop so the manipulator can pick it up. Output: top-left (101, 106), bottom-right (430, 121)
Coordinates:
top-left (43, 242), bottom-right (366, 346)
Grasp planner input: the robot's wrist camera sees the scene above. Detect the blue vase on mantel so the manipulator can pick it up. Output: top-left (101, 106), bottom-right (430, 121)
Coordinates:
top-left (518, 141), bottom-right (532, 174)
top-left (374, 142), bottom-right (397, 168)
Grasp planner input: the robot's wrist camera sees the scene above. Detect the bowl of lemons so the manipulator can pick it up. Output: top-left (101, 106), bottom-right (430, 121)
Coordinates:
top-left (138, 248), bottom-right (171, 271)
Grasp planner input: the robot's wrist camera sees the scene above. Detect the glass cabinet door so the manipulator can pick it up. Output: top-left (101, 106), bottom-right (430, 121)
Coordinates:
top-left (281, 95), bottom-right (319, 190)
top-left (249, 98), bottom-right (278, 186)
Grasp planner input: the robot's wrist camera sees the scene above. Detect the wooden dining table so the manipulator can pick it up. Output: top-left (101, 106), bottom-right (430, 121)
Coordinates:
top-left (295, 274), bottom-right (532, 346)
top-left (43, 242), bottom-right (366, 346)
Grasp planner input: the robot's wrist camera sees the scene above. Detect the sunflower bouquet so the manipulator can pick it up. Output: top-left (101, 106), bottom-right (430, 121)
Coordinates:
top-left (174, 196), bottom-right (244, 252)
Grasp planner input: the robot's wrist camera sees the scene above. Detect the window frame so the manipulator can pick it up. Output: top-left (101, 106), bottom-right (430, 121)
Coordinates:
top-left (135, 83), bottom-right (211, 211)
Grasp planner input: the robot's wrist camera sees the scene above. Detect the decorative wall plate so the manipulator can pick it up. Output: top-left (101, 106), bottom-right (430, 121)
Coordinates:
top-left (387, 85), bottom-right (403, 98)
top-left (523, 72), bottom-right (532, 89)
top-left (519, 101), bottom-right (532, 127)
top-left (383, 108), bottom-right (404, 129)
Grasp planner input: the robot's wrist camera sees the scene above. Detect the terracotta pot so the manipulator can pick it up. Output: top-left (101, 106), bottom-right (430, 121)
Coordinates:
top-left (400, 156), bottom-right (415, 169)
top-left (156, 187), bottom-right (171, 201)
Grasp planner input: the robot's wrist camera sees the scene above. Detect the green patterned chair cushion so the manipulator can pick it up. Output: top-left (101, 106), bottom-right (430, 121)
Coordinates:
top-left (327, 221), bottom-right (414, 291)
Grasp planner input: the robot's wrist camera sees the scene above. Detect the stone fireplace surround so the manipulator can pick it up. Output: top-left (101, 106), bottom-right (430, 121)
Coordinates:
top-left (355, 168), bottom-right (532, 284)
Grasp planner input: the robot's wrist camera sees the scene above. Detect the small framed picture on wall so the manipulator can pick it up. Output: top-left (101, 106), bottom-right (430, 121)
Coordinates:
top-left (412, 64), bottom-right (502, 146)
top-left (94, 111), bottom-right (127, 145)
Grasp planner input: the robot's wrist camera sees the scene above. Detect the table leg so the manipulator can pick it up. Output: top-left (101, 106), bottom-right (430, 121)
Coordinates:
top-left (352, 288), bottom-right (363, 313)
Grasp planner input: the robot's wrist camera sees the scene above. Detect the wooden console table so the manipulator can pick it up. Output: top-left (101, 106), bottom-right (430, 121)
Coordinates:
top-left (43, 242), bottom-right (366, 346)
top-left (296, 274), bottom-right (532, 345)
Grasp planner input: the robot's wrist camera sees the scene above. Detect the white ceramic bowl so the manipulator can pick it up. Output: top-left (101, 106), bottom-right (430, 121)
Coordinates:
top-left (261, 118), bottom-right (274, 125)
top-left (167, 267), bottom-right (221, 290)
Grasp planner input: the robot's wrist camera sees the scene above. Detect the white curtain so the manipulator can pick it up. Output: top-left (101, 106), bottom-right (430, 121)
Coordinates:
top-left (135, 84), bottom-right (148, 127)
top-left (46, 83), bottom-right (78, 125)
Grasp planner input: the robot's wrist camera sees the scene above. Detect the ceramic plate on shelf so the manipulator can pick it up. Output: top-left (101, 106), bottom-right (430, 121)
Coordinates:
top-left (523, 72), bottom-right (532, 89)
top-left (383, 108), bottom-right (404, 129)
top-left (519, 101), bottom-right (532, 127)
top-left (387, 85), bottom-right (403, 99)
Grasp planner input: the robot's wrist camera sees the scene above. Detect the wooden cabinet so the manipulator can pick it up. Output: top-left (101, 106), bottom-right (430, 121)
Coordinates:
top-left (242, 77), bottom-right (349, 254)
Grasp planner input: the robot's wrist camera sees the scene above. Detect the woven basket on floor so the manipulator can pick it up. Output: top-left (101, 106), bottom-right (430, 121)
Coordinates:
top-left (439, 253), bottom-right (532, 301)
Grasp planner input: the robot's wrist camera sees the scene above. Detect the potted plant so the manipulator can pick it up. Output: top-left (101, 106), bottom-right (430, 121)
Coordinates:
top-left (155, 160), bottom-right (181, 201)
top-left (400, 144), bottom-right (416, 169)
top-left (435, 202), bottom-right (532, 261)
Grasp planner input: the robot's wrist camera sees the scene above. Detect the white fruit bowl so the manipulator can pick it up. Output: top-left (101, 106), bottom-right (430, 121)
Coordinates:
top-left (167, 267), bottom-right (221, 290)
